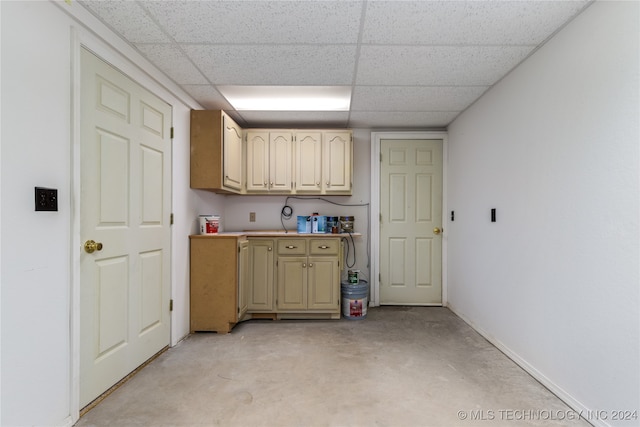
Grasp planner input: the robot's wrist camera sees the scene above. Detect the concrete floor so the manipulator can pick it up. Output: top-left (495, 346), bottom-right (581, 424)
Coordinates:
top-left (76, 307), bottom-right (591, 427)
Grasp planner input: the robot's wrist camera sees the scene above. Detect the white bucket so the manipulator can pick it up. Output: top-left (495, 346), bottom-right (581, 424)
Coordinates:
top-left (341, 280), bottom-right (369, 320)
top-left (199, 215), bottom-right (220, 234)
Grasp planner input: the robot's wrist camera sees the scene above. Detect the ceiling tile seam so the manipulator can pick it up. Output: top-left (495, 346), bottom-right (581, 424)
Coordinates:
top-left (346, 0), bottom-right (369, 127)
top-left (142, 42), bottom-right (540, 49)
top-left (135, 0), bottom-right (240, 116)
top-left (353, 85), bottom-right (491, 88)
top-left (350, 110), bottom-right (461, 113)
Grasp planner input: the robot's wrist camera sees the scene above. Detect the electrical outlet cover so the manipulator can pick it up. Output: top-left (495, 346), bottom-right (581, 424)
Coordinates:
top-left (35, 187), bottom-right (58, 211)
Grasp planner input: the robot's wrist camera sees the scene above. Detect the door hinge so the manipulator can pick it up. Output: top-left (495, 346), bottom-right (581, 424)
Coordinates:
top-left (170, 299), bottom-right (174, 311)
top-left (170, 127), bottom-right (174, 139)
top-left (379, 213), bottom-right (382, 223)
top-left (170, 213), bottom-right (174, 225)
top-left (380, 152), bottom-right (382, 162)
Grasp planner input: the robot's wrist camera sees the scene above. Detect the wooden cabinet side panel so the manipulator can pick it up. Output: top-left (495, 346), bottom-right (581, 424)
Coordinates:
top-left (190, 238), bottom-right (238, 332)
top-left (190, 110), bottom-right (223, 190)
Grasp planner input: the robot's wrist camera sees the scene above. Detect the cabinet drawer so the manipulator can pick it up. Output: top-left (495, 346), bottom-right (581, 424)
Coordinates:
top-left (277, 239), bottom-right (307, 255)
top-left (309, 239), bottom-right (339, 255)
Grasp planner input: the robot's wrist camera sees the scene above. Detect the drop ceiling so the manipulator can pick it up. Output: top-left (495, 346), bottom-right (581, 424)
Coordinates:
top-left (79, 0), bottom-right (592, 129)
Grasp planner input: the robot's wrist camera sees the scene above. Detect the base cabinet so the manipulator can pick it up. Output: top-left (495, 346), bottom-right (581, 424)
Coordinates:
top-left (189, 236), bottom-right (248, 333)
top-left (274, 238), bottom-right (340, 317)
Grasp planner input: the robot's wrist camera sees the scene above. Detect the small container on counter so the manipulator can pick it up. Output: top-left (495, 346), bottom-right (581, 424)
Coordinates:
top-left (199, 215), bottom-right (220, 234)
top-left (326, 216), bottom-right (339, 233)
top-left (339, 216), bottom-right (355, 233)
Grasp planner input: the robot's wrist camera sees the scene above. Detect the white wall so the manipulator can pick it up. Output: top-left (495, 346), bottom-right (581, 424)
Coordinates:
top-left (446, 2), bottom-right (639, 425)
top-left (0, 1), bottom-right (214, 425)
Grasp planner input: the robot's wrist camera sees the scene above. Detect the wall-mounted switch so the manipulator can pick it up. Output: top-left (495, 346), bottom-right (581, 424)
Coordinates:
top-left (35, 187), bottom-right (58, 211)
top-left (491, 208), bottom-right (496, 222)
top-left (249, 212), bottom-right (256, 222)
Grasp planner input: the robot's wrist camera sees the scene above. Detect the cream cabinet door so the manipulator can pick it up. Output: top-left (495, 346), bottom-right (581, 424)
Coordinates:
top-left (222, 113), bottom-right (243, 191)
top-left (323, 131), bottom-right (352, 193)
top-left (294, 132), bottom-right (322, 192)
top-left (246, 131), bottom-right (269, 192)
top-left (248, 239), bottom-right (274, 311)
top-left (269, 132), bottom-right (293, 191)
top-left (307, 257), bottom-right (339, 310)
top-left (277, 256), bottom-right (307, 310)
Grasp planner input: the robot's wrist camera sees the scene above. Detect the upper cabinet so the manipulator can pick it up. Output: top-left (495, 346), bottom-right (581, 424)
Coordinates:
top-left (322, 131), bottom-right (352, 193)
top-left (294, 132), bottom-right (323, 193)
top-left (246, 130), bottom-right (293, 193)
top-left (190, 110), bottom-right (244, 193)
top-left (295, 131), bottom-right (352, 195)
top-left (191, 110), bottom-right (352, 195)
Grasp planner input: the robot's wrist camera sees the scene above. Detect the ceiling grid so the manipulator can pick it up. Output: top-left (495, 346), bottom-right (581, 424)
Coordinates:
top-left (80, 0), bottom-right (592, 129)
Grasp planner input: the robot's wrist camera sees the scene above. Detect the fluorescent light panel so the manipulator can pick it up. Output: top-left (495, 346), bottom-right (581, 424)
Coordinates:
top-left (218, 86), bottom-right (351, 111)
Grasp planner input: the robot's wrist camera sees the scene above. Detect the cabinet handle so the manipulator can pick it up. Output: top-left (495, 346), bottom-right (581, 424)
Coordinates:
top-left (326, 181), bottom-right (330, 186)
top-left (318, 245), bottom-right (329, 249)
top-left (264, 181), bottom-right (267, 186)
top-left (286, 245), bottom-right (297, 249)
top-left (316, 182), bottom-right (320, 186)
top-left (302, 263), bottom-right (306, 268)
top-left (309, 263), bottom-right (313, 268)
top-left (270, 181), bottom-right (273, 186)
top-left (268, 247), bottom-right (272, 251)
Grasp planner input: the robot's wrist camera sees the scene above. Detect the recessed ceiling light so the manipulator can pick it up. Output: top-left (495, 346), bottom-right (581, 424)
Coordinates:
top-left (218, 86), bottom-right (351, 111)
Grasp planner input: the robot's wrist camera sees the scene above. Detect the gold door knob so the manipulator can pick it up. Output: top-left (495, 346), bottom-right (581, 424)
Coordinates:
top-left (433, 227), bottom-right (442, 235)
top-left (84, 240), bottom-right (103, 253)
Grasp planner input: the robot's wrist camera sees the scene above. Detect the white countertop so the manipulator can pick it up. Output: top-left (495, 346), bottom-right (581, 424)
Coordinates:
top-left (190, 231), bottom-right (360, 238)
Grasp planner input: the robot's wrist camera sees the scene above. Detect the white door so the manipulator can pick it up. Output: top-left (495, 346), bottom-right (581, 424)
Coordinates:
top-left (80, 48), bottom-right (172, 408)
top-left (379, 139), bottom-right (442, 305)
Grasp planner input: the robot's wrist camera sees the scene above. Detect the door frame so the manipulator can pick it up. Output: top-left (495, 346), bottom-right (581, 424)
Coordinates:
top-left (69, 27), bottom-right (174, 421)
top-left (370, 132), bottom-right (449, 307)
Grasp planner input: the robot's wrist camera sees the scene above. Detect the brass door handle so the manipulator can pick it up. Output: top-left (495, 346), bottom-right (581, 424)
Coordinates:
top-left (433, 227), bottom-right (442, 235)
top-left (84, 240), bottom-right (103, 253)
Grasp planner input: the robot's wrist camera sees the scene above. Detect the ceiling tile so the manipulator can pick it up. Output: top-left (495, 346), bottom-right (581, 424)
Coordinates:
top-left (80, 0), bottom-right (171, 43)
top-left (182, 45), bottom-right (357, 85)
top-left (351, 86), bottom-right (489, 112)
top-left (357, 45), bottom-right (533, 86)
top-left (143, 1), bottom-right (363, 44)
top-left (237, 111), bottom-right (349, 128)
top-left (349, 111), bottom-right (457, 128)
top-left (134, 44), bottom-right (208, 85)
top-left (362, 1), bottom-right (590, 45)
top-left (79, 0), bottom-right (593, 129)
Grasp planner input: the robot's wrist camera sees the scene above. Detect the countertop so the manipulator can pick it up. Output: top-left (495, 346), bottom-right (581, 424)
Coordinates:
top-left (190, 231), bottom-right (361, 238)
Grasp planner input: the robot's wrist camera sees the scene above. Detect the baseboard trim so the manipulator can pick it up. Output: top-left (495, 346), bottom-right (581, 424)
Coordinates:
top-left (446, 304), bottom-right (609, 427)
